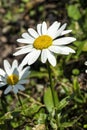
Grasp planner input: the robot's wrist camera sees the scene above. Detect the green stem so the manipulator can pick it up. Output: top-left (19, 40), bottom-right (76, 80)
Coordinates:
top-left (47, 62), bottom-right (59, 128)
top-left (1, 94), bottom-right (7, 113)
top-left (17, 93), bottom-right (25, 115)
top-left (47, 62), bottom-right (56, 107)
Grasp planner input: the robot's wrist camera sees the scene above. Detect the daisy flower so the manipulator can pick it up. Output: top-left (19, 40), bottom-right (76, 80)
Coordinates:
top-left (14, 21), bottom-right (76, 66)
top-left (84, 61), bottom-right (87, 73)
top-left (0, 60), bottom-right (30, 94)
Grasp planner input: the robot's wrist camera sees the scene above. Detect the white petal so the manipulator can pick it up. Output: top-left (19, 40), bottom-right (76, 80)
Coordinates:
top-left (19, 66), bottom-right (30, 79)
top-left (22, 32), bottom-right (35, 41)
top-left (27, 49), bottom-right (41, 65)
top-left (13, 86), bottom-right (18, 94)
top-left (0, 68), bottom-right (5, 76)
top-left (28, 28), bottom-right (39, 38)
top-left (18, 62), bottom-right (29, 72)
top-left (42, 21), bottom-right (47, 35)
top-left (61, 30), bottom-right (72, 36)
top-left (41, 49), bottom-right (48, 63)
top-left (0, 76), bottom-right (2, 81)
top-left (4, 60), bottom-right (11, 75)
top-left (59, 46), bottom-right (75, 54)
top-left (48, 21), bottom-right (60, 32)
top-left (37, 23), bottom-right (42, 35)
top-left (49, 46), bottom-right (62, 54)
top-left (21, 49), bottom-right (41, 66)
top-left (16, 45), bottom-right (31, 50)
top-left (47, 21), bottom-right (61, 38)
top-left (4, 86), bottom-right (12, 94)
top-left (55, 23), bottom-right (67, 37)
top-left (53, 37), bottom-right (76, 45)
top-left (13, 46), bottom-right (33, 56)
top-left (0, 82), bottom-right (6, 87)
top-left (0, 76), bottom-right (6, 82)
top-left (4, 60), bottom-right (11, 68)
top-left (20, 54), bottom-right (30, 66)
top-left (84, 61), bottom-right (87, 66)
top-left (12, 60), bottom-right (18, 71)
top-left (18, 79), bottom-right (29, 84)
top-left (17, 38), bottom-right (33, 44)
top-left (49, 45), bottom-right (75, 55)
top-left (47, 50), bottom-right (56, 66)
top-left (17, 84), bottom-right (25, 91)
top-left (13, 68), bottom-right (19, 76)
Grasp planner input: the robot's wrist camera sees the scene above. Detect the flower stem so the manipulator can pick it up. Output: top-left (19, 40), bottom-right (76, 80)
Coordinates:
top-left (47, 62), bottom-right (56, 107)
top-left (17, 93), bottom-right (25, 115)
top-left (47, 62), bottom-right (59, 128)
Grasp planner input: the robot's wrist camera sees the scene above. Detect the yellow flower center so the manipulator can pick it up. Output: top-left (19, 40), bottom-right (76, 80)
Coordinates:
top-left (7, 74), bottom-right (19, 85)
top-left (33, 35), bottom-right (52, 50)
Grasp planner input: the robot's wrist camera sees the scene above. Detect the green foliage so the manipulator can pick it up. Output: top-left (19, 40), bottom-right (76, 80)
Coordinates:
top-left (57, 96), bottom-right (69, 112)
top-left (22, 0), bottom-right (30, 3)
top-left (44, 87), bottom-right (54, 113)
top-left (67, 5), bottom-right (81, 20)
top-left (72, 69), bottom-right (80, 75)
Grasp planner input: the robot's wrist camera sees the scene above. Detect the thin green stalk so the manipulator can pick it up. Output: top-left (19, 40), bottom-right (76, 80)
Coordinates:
top-left (17, 93), bottom-right (25, 115)
top-left (47, 62), bottom-right (59, 128)
top-left (47, 62), bottom-right (56, 107)
top-left (1, 94), bottom-right (7, 113)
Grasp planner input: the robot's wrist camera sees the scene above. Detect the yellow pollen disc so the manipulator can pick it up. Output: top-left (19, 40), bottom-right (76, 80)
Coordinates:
top-left (33, 35), bottom-right (52, 50)
top-left (7, 74), bottom-right (19, 85)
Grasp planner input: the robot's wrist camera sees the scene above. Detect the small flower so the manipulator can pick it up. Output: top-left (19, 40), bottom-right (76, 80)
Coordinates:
top-left (84, 61), bottom-right (87, 73)
top-left (0, 60), bottom-right (30, 94)
top-left (14, 21), bottom-right (76, 66)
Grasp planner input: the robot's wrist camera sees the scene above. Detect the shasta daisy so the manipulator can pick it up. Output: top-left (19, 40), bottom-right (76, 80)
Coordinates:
top-left (14, 21), bottom-right (76, 66)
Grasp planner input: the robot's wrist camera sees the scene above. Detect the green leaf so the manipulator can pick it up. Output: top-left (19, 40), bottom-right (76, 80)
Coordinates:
top-left (25, 126), bottom-right (32, 130)
top-left (23, 104), bottom-right (41, 117)
top-left (67, 5), bottom-right (81, 20)
top-left (60, 115), bottom-right (82, 128)
top-left (73, 77), bottom-right (81, 95)
top-left (37, 113), bottom-right (47, 124)
top-left (44, 87), bottom-right (54, 112)
top-left (50, 118), bottom-right (57, 130)
top-left (57, 96), bottom-right (69, 111)
top-left (74, 41), bottom-right (87, 56)
top-left (82, 41), bottom-right (87, 51)
top-left (72, 69), bottom-right (80, 75)
top-left (22, 0), bottom-right (30, 3)
top-left (84, 124), bottom-right (87, 128)
top-left (60, 122), bottom-right (74, 128)
top-left (0, 112), bottom-right (13, 122)
top-left (29, 70), bottom-right (48, 79)
top-left (54, 90), bottom-right (59, 107)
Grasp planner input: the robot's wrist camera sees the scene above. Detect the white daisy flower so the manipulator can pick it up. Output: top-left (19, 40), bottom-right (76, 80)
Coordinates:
top-left (14, 21), bottom-right (76, 66)
top-left (84, 61), bottom-right (87, 73)
top-left (0, 60), bottom-right (30, 94)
